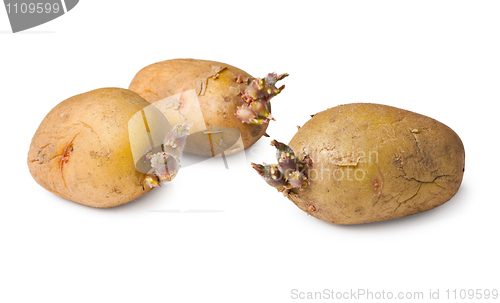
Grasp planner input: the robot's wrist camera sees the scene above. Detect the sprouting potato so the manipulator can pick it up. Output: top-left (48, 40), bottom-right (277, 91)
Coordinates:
top-left (28, 88), bottom-right (191, 207)
top-left (129, 58), bottom-right (287, 156)
top-left (252, 103), bottom-right (465, 224)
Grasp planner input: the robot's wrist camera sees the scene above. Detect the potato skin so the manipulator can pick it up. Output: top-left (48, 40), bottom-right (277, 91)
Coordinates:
top-left (129, 59), bottom-right (268, 156)
top-left (28, 88), bottom-right (153, 208)
top-left (286, 103), bottom-right (465, 224)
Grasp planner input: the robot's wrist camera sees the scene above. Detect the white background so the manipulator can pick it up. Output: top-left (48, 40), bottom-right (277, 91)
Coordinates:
top-left (1, 1), bottom-right (499, 302)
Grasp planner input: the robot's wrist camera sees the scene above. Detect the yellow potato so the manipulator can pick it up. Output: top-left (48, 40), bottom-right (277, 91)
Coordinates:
top-left (253, 103), bottom-right (465, 224)
top-left (129, 59), bottom-right (287, 156)
top-left (27, 88), bottom-right (171, 207)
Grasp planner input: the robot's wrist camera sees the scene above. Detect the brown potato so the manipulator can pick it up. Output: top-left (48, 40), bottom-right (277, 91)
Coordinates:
top-left (129, 59), bottom-right (287, 156)
top-left (253, 103), bottom-right (465, 224)
top-left (27, 88), bottom-right (169, 208)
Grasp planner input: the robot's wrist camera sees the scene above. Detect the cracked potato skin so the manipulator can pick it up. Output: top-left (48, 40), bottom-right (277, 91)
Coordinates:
top-left (129, 59), bottom-right (268, 156)
top-left (28, 88), bottom-right (153, 208)
top-left (286, 103), bottom-right (465, 224)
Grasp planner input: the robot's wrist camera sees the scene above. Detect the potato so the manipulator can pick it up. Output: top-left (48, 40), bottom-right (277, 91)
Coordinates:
top-left (129, 58), bottom-right (287, 156)
top-left (252, 103), bottom-right (465, 224)
top-left (27, 88), bottom-right (188, 208)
